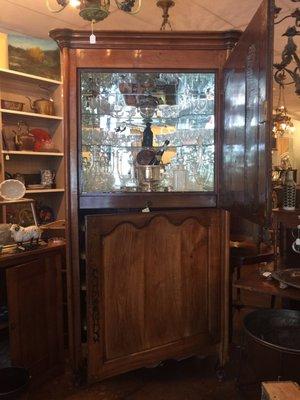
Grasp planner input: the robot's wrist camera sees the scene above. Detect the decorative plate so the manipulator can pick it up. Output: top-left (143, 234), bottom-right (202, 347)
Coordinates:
top-left (0, 179), bottom-right (26, 201)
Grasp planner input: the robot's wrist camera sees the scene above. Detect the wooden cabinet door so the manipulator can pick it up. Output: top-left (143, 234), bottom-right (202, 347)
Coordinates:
top-left (6, 252), bottom-right (64, 378)
top-left (85, 209), bottom-right (229, 382)
top-left (221, 0), bottom-right (274, 226)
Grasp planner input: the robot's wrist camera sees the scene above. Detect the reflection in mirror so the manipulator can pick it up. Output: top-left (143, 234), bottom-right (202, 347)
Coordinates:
top-left (79, 71), bottom-right (215, 193)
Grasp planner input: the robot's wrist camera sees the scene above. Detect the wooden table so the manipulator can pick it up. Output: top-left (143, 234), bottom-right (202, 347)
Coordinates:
top-left (0, 242), bottom-right (65, 268)
top-left (234, 270), bottom-right (300, 302)
top-left (272, 208), bottom-right (300, 228)
top-left (272, 208), bottom-right (300, 270)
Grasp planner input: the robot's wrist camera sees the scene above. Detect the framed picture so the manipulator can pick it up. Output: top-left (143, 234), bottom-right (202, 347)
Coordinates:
top-left (8, 33), bottom-right (61, 80)
top-left (5, 203), bottom-right (36, 227)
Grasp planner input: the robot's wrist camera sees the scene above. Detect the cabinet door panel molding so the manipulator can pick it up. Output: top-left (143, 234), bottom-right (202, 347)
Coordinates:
top-left (86, 209), bottom-right (228, 382)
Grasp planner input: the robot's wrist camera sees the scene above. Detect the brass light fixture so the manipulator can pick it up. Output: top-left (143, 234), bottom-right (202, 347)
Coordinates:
top-left (46, 0), bottom-right (142, 22)
top-left (47, 0), bottom-right (175, 28)
top-left (157, 0), bottom-right (175, 30)
top-left (273, 72), bottom-right (294, 138)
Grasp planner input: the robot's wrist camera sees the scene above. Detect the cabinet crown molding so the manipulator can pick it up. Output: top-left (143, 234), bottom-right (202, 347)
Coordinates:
top-left (49, 29), bottom-right (242, 51)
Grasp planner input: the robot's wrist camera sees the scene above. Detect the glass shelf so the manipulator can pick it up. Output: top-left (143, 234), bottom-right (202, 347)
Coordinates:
top-left (80, 115), bottom-right (214, 129)
top-left (82, 91), bottom-right (212, 96)
top-left (79, 71), bottom-right (216, 194)
top-left (81, 143), bottom-right (214, 150)
top-left (81, 112), bottom-right (214, 119)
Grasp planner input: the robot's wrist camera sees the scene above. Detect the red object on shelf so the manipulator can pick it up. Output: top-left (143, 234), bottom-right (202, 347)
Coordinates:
top-left (30, 128), bottom-right (52, 152)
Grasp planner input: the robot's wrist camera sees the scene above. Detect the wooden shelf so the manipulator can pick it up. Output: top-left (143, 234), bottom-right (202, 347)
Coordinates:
top-left (0, 108), bottom-right (63, 120)
top-left (25, 189), bottom-right (65, 194)
top-left (40, 220), bottom-right (66, 230)
top-left (0, 68), bottom-right (62, 86)
top-left (2, 150), bottom-right (64, 157)
top-left (46, 226), bottom-right (66, 231)
top-left (0, 197), bottom-right (35, 206)
top-left (0, 65), bottom-right (66, 229)
top-left (234, 270), bottom-right (300, 302)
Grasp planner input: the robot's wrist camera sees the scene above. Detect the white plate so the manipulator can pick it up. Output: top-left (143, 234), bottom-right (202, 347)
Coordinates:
top-left (27, 184), bottom-right (46, 190)
top-left (0, 179), bottom-right (26, 201)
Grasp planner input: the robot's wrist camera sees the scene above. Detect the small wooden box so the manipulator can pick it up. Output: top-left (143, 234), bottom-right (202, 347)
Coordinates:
top-left (262, 382), bottom-right (300, 400)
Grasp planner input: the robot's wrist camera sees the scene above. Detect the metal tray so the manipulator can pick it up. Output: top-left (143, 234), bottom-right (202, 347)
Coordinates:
top-left (272, 269), bottom-right (300, 290)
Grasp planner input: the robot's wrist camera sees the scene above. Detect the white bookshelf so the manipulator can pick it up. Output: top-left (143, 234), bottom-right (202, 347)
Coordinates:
top-left (0, 68), bottom-right (66, 224)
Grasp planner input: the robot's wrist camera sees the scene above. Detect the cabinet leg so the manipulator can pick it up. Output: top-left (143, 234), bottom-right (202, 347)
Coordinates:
top-left (215, 352), bottom-right (227, 382)
top-left (216, 366), bottom-right (226, 382)
top-left (215, 360), bottom-right (226, 382)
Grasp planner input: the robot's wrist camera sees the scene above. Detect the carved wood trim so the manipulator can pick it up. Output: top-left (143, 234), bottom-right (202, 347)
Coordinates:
top-left (85, 208), bottom-right (228, 382)
top-left (49, 29), bottom-right (241, 51)
top-left (90, 267), bottom-right (100, 343)
top-left (102, 215), bottom-right (212, 237)
top-left (85, 210), bottom-right (215, 237)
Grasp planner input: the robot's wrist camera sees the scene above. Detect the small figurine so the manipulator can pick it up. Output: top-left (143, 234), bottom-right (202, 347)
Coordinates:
top-left (10, 224), bottom-right (42, 246)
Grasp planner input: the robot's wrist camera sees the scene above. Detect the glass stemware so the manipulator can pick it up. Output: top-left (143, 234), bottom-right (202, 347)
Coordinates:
top-left (80, 71), bottom-right (216, 193)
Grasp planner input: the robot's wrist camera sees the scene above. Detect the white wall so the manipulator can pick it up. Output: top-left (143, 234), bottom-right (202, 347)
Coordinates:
top-left (272, 117), bottom-right (300, 185)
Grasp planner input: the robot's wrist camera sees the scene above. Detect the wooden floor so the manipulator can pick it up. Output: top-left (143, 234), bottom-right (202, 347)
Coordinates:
top-left (21, 266), bottom-right (300, 399)
top-left (26, 270), bottom-right (279, 400)
top-left (28, 355), bottom-right (258, 400)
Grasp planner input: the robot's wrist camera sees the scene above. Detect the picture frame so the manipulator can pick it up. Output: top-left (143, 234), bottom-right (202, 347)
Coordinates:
top-left (8, 32), bottom-right (61, 80)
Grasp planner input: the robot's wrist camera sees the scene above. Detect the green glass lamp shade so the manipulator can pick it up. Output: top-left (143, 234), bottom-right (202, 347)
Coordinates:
top-left (79, 0), bottom-right (110, 22)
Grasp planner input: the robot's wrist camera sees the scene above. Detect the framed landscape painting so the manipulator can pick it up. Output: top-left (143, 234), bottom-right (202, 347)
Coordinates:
top-left (8, 33), bottom-right (61, 80)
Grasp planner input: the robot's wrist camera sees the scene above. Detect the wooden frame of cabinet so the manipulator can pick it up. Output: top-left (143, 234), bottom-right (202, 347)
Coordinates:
top-left (50, 29), bottom-right (241, 375)
top-left (51, 0), bottom-right (274, 379)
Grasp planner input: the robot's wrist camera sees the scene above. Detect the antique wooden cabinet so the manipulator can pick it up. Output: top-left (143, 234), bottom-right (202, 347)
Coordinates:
top-left (50, 0), bottom-right (273, 383)
top-left (1, 244), bottom-right (64, 379)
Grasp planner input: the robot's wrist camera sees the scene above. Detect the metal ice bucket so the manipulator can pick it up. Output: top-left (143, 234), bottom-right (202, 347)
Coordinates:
top-left (136, 165), bottom-right (164, 191)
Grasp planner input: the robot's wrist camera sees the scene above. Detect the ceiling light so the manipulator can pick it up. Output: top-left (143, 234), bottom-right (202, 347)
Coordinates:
top-left (156, 0), bottom-right (175, 30)
top-left (47, 0), bottom-right (175, 30)
top-left (47, 1), bottom-right (141, 22)
top-left (69, 0), bottom-right (81, 7)
top-left (273, 71), bottom-right (294, 138)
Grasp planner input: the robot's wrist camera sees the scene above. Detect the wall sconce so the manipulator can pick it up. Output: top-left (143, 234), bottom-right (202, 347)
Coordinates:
top-left (274, 1), bottom-right (300, 95)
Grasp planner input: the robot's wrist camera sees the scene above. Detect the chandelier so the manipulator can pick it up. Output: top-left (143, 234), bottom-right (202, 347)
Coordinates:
top-left (274, 1), bottom-right (300, 95)
top-left (273, 72), bottom-right (294, 138)
top-left (47, 1), bottom-right (141, 22)
top-left (47, 0), bottom-right (175, 30)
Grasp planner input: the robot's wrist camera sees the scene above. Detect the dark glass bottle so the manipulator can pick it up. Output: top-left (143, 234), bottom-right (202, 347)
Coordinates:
top-left (142, 122), bottom-right (153, 148)
top-left (152, 140), bottom-right (170, 165)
